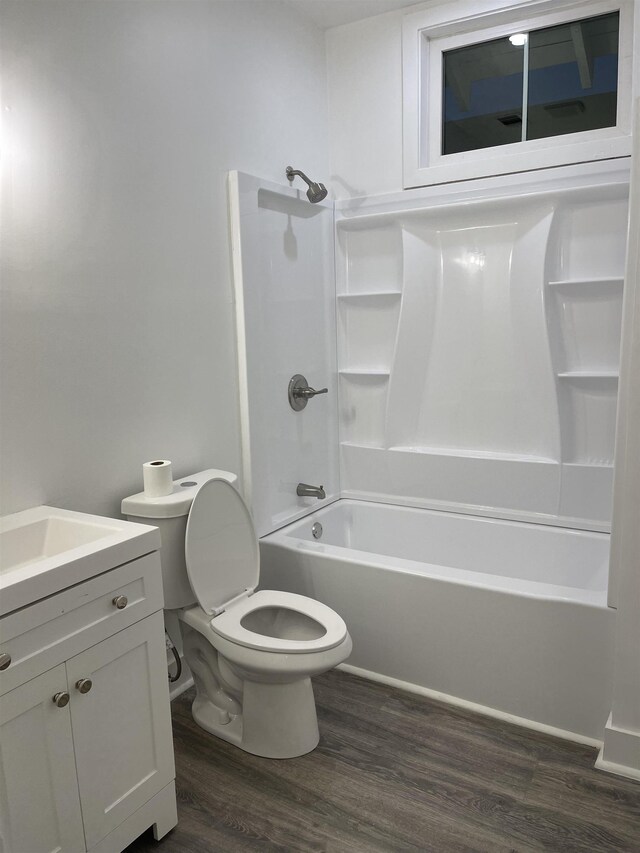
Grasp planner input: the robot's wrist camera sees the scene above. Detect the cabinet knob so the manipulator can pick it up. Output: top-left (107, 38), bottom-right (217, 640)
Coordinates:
top-left (75, 678), bottom-right (93, 694)
top-left (52, 692), bottom-right (70, 708)
top-left (112, 595), bottom-right (128, 610)
top-left (0, 653), bottom-right (11, 671)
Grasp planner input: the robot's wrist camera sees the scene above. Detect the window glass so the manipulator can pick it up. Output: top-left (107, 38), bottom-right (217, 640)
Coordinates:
top-left (441, 11), bottom-right (619, 156)
top-left (527, 12), bottom-right (619, 140)
top-left (443, 37), bottom-right (524, 155)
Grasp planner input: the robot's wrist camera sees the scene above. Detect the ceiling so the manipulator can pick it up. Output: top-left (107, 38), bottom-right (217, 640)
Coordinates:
top-left (286, 0), bottom-right (423, 30)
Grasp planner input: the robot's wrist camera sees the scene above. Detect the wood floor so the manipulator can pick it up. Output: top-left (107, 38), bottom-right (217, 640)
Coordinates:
top-left (127, 670), bottom-right (640, 853)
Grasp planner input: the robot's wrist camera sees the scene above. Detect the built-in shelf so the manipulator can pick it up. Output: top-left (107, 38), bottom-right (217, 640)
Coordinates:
top-left (387, 445), bottom-right (557, 463)
top-left (339, 369), bottom-right (390, 377)
top-left (337, 291), bottom-right (402, 300)
top-left (557, 371), bottom-right (619, 380)
top-left (563, 461), bottom-right (614, 469)
top-left (548, 277), bottom-right (623, 288)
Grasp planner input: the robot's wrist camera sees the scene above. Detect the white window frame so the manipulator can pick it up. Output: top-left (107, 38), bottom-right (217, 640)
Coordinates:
top-left (402, 0), bottom-right (635, 189)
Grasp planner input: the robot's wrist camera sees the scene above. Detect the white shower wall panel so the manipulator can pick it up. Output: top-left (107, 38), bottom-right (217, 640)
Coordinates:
top-left (557, 198), bottom-right (629, 281)
top-left (335, 164), bottom-right (629, 530)
top-left (340, 444), bottom-right (560, 517)
top-left (399, 207), bottom-right (559, 461)
top-left (341, 226), bottom-right (403, 294)
top-left (552, 282), bottom-right (624, 373)
top-left (338, 296), bottom-right (401, 371)
top-left (230, 173), bottom-right (339, 537)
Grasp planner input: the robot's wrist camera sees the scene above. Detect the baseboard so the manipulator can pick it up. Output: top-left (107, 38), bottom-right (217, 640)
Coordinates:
top-left (169, 671), bottom-right (194, 701)
top-left (595, 755), bottom-right (640, 782)
top-left (595, 714), bottom-right (640, 781)
top-left (337, 663), bottom-right (602, 748)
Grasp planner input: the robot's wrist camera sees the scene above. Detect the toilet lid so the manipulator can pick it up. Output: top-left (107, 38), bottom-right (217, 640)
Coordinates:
top-left (185, 478), bottom-right (259, 614)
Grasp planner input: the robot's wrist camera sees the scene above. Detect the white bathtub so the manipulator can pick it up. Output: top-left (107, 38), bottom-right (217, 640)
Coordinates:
top-left (259, 499), bottom-right (616, 742)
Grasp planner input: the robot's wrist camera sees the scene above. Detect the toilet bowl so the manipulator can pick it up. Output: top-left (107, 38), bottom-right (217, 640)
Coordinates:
top-left (122, 471), bottom-right (352, 759)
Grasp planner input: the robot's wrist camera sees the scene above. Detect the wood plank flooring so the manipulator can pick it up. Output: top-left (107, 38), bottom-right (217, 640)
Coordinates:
top-left (127, 670), bottom-right (640, 852)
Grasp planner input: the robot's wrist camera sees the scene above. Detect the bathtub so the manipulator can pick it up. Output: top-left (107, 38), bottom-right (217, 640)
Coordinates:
top-left (259, 499), bottom-right (616, 742)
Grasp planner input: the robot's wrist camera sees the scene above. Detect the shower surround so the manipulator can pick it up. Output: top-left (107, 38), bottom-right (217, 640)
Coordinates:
top-left (335, 164), bottom-right (627, 531)
top-left (230, 160), bottom-right (628, 741)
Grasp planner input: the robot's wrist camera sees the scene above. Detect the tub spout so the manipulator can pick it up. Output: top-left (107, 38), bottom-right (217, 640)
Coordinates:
top-left (297, 483), bottom-right (326, 500)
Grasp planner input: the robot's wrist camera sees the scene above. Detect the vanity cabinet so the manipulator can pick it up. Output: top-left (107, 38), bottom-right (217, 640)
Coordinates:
top-left (0, 550), bottom-right (177, 853)
top-left (0, 663), bottom-right (86, 853)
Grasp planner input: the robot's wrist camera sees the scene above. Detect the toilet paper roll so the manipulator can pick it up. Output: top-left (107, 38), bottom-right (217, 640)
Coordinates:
top-left (143, 460), bottom-right (173, 497)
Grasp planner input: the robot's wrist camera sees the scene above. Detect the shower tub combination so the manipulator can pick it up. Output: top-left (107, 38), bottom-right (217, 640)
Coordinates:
top-left (260, 499), bottom-right (615, 742)
top-left (231, 167), bottom-right (626, 746)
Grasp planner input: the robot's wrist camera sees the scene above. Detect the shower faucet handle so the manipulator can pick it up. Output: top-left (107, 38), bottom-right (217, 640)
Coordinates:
top-left (296, 386), bottom-right (328, 399)
top-left (288, 374), bottom-right (328, 411)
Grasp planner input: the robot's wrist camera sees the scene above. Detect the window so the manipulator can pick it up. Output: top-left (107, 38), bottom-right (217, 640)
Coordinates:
top-left (442, 33), bottom-right (526, 155)
top-left (403, 1), bottom-right (633, 188)
top-left (442, 12), bottom-right (619, 156)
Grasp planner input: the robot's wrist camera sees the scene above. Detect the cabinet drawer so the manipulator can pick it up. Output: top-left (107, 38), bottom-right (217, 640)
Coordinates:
top-left (0, 552), bottom-right (164, 693)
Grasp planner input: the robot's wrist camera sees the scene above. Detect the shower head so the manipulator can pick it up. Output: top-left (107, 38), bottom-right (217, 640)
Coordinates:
top-left (285, 166), bottom-right (328, 203)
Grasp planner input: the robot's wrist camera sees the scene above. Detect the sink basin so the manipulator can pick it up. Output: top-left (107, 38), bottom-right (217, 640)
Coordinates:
top-left (1, 516), bottom-right (120, 573)
top-left (0, 506), bottom-right (160, 615)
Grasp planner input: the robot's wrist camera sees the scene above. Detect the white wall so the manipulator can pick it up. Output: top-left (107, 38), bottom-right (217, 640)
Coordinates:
top-left (326, 9), bottom-right (404, 198)
top-left (0, 0), bottom-right (328, 518)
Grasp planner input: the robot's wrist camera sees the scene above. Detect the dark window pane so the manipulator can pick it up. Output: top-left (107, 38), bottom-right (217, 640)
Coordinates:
top-left (442, 37), bottom-right (525, 155)
top-left (526, 12), bottom-right (619, 141)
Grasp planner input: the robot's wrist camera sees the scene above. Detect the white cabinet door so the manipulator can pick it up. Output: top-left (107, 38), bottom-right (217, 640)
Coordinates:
top-left (0, 664), bottom-right (86, 853)
top-left (66, 612), bottom-right (174, 850)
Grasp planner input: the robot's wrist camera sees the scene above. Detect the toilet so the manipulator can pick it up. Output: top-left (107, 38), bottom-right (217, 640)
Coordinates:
top-left (122, 469), bottom-right (352, 759)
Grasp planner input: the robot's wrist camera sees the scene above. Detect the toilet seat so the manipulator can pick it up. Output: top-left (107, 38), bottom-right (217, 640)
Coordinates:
top-left (185, 477), bottom-right (260, 614)
top-left (185, 477), bottom-right (347, 656)
top-left (210, 590), bottom-right (348, 654)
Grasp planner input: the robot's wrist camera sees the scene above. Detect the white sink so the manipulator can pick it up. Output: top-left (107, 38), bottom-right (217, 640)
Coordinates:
top-left (0, 506), bottom-right (160, 615)
top-left (1, 516), bottom-right (119, 573)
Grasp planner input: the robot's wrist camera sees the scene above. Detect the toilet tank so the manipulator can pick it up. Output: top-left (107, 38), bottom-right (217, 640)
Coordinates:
top-left (121, 468), bottom-right (238, 609)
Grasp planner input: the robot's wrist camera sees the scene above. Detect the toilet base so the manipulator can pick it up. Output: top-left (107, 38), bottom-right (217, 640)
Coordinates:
top-left (192, 675), bottom-right (320, 759)
top-left (178, 604), bottom-right (351, 759)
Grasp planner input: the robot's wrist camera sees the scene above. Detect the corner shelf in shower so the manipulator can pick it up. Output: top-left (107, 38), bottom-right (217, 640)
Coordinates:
top-left (548, 277), bottom-right (624, 288)
top-left (339, 369), bottom-right (391, 377)
top-left (557, 371), bottom-right (619, 380)
top-left (387, 445), bottom-right (557, 463)
top-left (563, 461), bottom-right (614, 469)
top-left (337, 291), bottom-right (402, 300)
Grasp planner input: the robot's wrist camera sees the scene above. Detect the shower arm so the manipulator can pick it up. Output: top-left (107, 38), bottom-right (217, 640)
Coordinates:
top-left (286, 167), bottom-right (313, 187)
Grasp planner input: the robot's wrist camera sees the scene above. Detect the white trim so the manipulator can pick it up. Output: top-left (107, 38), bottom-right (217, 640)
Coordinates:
top-left (227, 171), bottom-right (254, 507)
top-left (169, 673), bottom-right (194, 701)
top-left (608, 101), bottom-right (640, 609)
top-left (403, 0), bottom-right (634, 188)
top-left (521, 26), bottom-right (530, 141)
top-left (598, 100), bottom-right (640, 782)
top-left (596, 714), bottom-right (640, 780)
top-left (595, 758), bottom-right (640, 782)
top-left (595, 757), bottom-right (640, 782)
top-left (336, 157), bottom-right (630, 215)
top-left (338, 663), bottom-right (603, 748)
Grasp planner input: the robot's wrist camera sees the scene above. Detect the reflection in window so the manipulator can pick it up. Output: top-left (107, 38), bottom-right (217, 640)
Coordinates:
top-left (442, 12), bottom-right (619, 156)
top-left (527, 12), bottom-right (619, 140)
top-left (443, 36), bottom-right (524, 155)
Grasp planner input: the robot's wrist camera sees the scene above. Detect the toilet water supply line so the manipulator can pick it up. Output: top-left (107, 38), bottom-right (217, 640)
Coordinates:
top-left (165, 631), bottom-right (182, 683)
